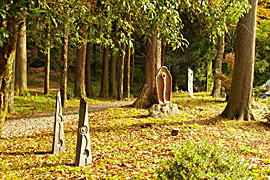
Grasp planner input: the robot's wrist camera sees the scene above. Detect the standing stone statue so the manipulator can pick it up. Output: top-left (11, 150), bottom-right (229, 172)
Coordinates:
top-left (75, 97), bottom-right (92, 166)
top-left (148, 66), bottom-right (179, 118)
top-left (52, 91), bottom-right (65, 154)
top-left (188, 69), bottom-right (195, 98)
top-left (155, 66), bottom-right (172, 104)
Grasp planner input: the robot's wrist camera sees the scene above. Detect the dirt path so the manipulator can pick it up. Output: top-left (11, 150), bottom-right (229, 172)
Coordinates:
top-left (1, 101), bottom-right (134, 139)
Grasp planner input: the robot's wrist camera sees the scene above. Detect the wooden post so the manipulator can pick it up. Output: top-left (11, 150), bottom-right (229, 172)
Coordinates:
top-left (52, 91), bottom-right (65, 154)
top-left (75, 97), bottom-right (92, 166)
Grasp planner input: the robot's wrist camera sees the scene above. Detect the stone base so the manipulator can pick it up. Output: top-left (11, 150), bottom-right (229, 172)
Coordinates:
top-left (148, 104), bottom-right (180, 118)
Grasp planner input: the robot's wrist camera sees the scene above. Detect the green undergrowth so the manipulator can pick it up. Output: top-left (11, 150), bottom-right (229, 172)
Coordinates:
top-left (157, 140), bottom-right (255, 180)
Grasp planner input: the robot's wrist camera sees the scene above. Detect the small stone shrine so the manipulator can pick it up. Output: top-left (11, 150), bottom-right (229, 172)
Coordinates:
top-left (188, 69), bottom-right (195, 98)
top-left (52, 91), bottom-right (65, 154)
top-left (75, 97), bottom-right (92, 167)
top-left (148, 66), bottom-right (180, 118)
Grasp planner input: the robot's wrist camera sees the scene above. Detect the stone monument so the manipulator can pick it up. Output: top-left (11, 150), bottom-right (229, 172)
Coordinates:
top-left (263, 80), bottom-right (270, 95)
top-left (155, 66), bottom-right (172, 104)
top-left (75, 97), bottom-right (92, 166)
top-left (52, 91), bottom-right (65, 154)
top-left (148, 66), bottom-right (180, 118)
top-left (188, 69), bottom-right (195, 98)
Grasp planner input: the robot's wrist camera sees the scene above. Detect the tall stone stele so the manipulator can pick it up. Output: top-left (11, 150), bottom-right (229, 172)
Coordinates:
top-left (188, 69), bottom-right (195, 98)
top-left (75, 97), bottom-right (92, 166)
top-left (148, 66), bottom-right (179, 118)
top-left (52, 91), bottom-right (66, 154)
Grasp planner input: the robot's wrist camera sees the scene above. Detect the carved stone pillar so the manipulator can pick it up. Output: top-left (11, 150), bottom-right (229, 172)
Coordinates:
top-left (75, 97), bottom-right (92, 166)
top-left (52, 91), bottom-right (65, 154)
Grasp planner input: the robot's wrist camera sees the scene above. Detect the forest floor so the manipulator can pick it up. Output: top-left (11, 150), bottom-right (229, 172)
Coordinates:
top-left (0, 67), bottom-right (270, 179)
top-left (0, 92), bottom-right (270, 179)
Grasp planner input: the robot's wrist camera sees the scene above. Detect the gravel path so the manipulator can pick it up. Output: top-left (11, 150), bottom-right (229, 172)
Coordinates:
top-left (1, 101), bottom-right (133, 139)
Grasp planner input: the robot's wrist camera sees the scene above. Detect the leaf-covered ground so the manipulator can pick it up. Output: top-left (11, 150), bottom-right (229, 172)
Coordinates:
top-left (1, 93), bottom-right (270, 179)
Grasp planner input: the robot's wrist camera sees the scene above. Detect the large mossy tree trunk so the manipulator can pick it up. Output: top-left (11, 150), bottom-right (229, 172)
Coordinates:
top-left (212, 33), bottom-right (225, 98)
top-left (123, 47), bottom-right (131, 99)
top-left (133, 33), bottom-right (161, 108)
top-left (15, 17), bottom-right (27, 95)
top-left (0, 15), bottom-right (18, 135)
top-left (99, 46), bottom-right (109, 98)
top-left (221, 0), bottom-right (257, 121)
top-left (161, 42), bottom-right (166, 66)
top-left (74, 43), bottom-right (87, 97)
top-left (85, 42), bottom-right (93, 98)
top-left (117, 44), bottom-right (125, 100)
top-left (60, 26), bottom-right (68, 107)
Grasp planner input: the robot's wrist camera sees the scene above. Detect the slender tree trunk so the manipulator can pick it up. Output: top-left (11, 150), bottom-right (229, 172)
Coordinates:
top-left (44, 48), bottom-right (50, 95)
top-left (109, 52), bottom-right (117, 98)
top-left (131, 49), bottom-right (135, 88)
top-left (133, 33), bottom-right (161, 108)
top-left (93, 44), bottom-right (97, 77)
top-left (206, 60), bottom-right (209, 92)
top-left (212, 33), bottom-right (225, 97)
top-left (109, 24), bottom-right (118, 98)
top-left (99, 46), bottom-right (109, 98)
top-left (74, 42), bottom-right (87, 97)
top-left (15, 17), bottom-right (27, 95)
top-left (221, 0), bottom-right (257, 121)
top-left (161, 42), bottom-right (166, 66)
top-left (117, 44), bottom-right (125, 100)
top-left (85, 42), bottom-right (93, 97)
top-left (0, 15), bottom-right (18, 135)
top-left (123, 47), bottom-right (131, 99)
top-left (60, 26), bottom-right (68, 107)
top-left (8, 59), bottom-right (15, 113)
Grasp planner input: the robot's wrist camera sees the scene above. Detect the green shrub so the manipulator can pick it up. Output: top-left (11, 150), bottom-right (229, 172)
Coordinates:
top-left (157, 140), bottom-right (255, 180)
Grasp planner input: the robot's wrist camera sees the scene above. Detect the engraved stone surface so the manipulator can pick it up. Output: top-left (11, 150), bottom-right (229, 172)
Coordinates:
top-left (52, 91), bottom-right (66, 154)
top-left (188, 69), bottom-right (195, 98)
top-left (75, 97), bottom-right (92, 166)
top-left (155, 66), bottom-right (172, 104)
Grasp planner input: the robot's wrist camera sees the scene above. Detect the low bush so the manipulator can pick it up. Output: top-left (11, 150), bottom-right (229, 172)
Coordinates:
top-left (157, 140), bottom-right (255, 180)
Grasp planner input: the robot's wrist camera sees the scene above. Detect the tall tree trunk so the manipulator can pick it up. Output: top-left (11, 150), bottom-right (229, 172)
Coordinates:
top-left (117, 44), bottom-right (125, 100)
top-left (123, 47), bottom-right (130, 99)
top-left (133, 33), bottom-right (161, 108)
top-left (60, 26), bottom-right (68, 107)
top-left (74, 43), bottom-right (87, 97)
top-left (161, 42), bottom-right (166, 66)
top-left (212, 33), bottom-right (225, 97)
top-left (8, 59), bottom-right (15, 113)
top-left (15, 17), bottom-right (27, 95)
top-left (85, 42), bottom-right (93, 98)
top-left (109, 52), bottom-right (117, 98)
top-left (205, 60), bottom-right (209, 92)
top-left (221, 0), bottom-right (257, 121)
top-left (0, 15), bottom-right (18, 135)
top-left (99, 46), bottom-right (109, 98)
top-left (109, 25), bottom-right (118, 99)
top-left (92, 44), bottom-right (97, 77)
top-left (44, 48), bottom-right (50, 95)
top-left (131, 49), bottom-right (135, 89)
